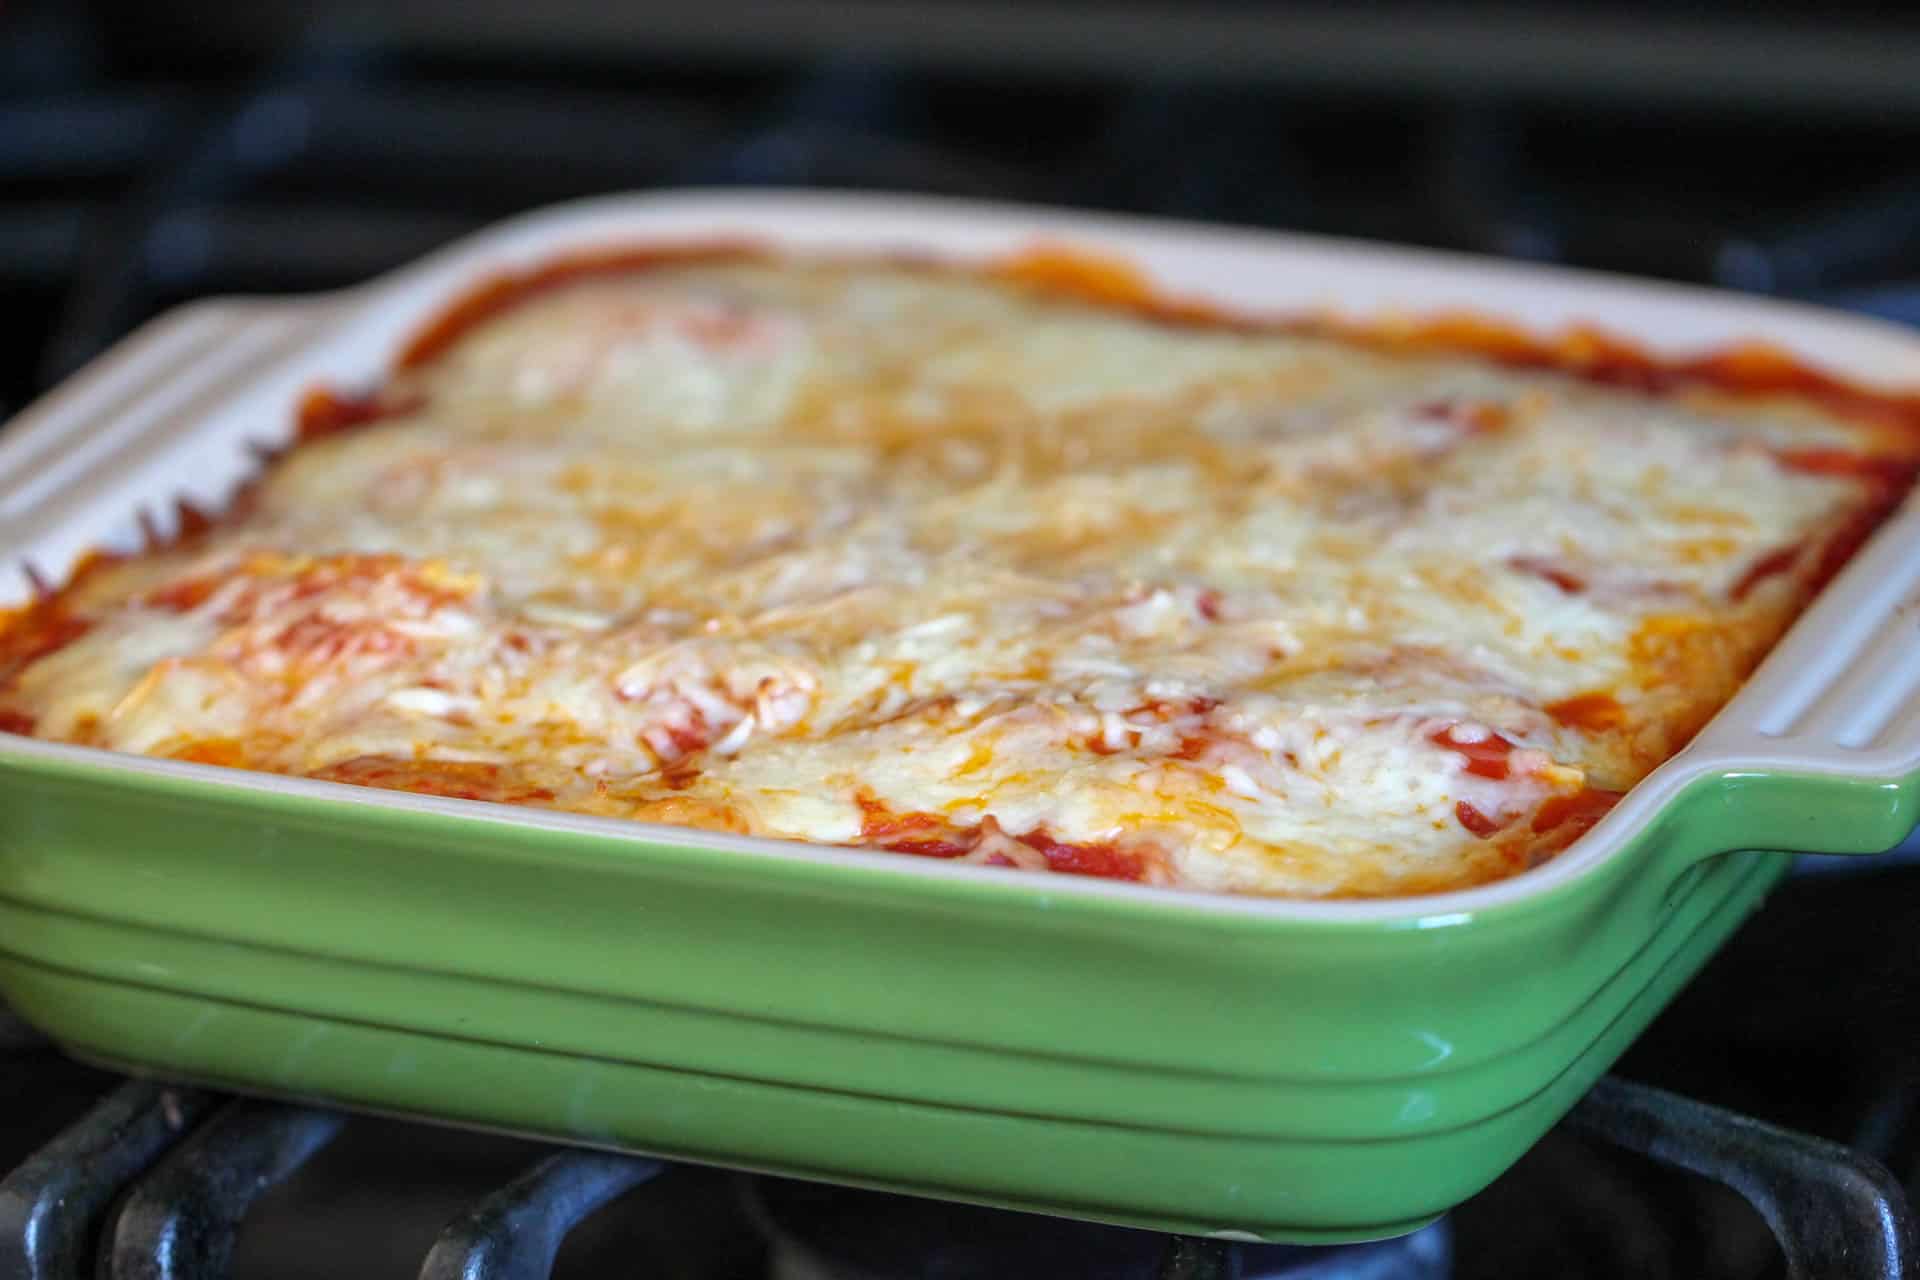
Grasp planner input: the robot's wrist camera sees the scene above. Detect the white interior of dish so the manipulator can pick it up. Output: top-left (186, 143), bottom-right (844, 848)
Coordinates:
top-left (3, 188), bottom-right (1919, 922)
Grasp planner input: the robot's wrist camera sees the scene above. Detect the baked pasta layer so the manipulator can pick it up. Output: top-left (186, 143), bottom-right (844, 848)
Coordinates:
top-left (3, 252), bottom-right (1916, 897)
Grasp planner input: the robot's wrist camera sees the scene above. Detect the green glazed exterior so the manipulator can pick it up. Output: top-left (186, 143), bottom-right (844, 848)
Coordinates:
top-left (0, 746), bottom-right (1912, 1241)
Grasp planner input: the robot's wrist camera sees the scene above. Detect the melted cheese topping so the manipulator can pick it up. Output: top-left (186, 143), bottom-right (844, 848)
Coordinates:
top-left (3, 258), bottom-right (1911, 897)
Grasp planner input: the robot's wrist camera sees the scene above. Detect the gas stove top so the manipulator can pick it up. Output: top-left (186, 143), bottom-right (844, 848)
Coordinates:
top-left (1, 6), bottom-right (1918, 1276)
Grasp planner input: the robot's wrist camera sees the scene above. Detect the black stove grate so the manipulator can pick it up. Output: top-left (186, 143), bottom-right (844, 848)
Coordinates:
top-left (1567, 1079), bottom-right (1916, 1280)
top-left (1, 1071), bottom-right (1910, 1280)
top-left (416, 1151), bottom-right (665, 1280)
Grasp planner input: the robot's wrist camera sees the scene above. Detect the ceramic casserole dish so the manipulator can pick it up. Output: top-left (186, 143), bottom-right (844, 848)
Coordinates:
top-left (2, 191), bottom-right (1918, 1243)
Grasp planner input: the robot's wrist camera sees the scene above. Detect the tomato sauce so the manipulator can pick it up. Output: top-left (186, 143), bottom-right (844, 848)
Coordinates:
top-left (144, 575), bottom-right (223, 613)
top-left (1531, 787), bottom-right (1623, 840)
top-left (8, 241), bottom-right (1920, 892)
top-left (1454, 800), bottom-right (1504, 838)
top-left (1414, 397), bottom-right (1512, 434)
top-left (1431, 725), bottom-right (1515, 780)
top-left (396, 244), bottom-right (762, 370)
top-left (308, 755), bottom-right (557, 804)
top-left (1546, 692), bottom-right (1627, 731)
top-left (169, 738), bottom-right (249, 767)
top-left (1509, 556), bottom-right (1586, 594)
top-left (1019, 829), bottom-right (1149, 881)
top-left (855, 793), bottom-right (1148, 881)
top-left (295, 387), bottom-right (423, 442)
top-left (0, 606), bottom-right (89, 673)
top-left (856, 794), bottom-right (972, 859)
top-left (1772, 447), bottom-right (1920, 492)
top-left (0, 606), bottom-right (91, 720)
top-left (1729, 545), bottom-right (1804, 602)
top-left (382, 244), bottom-right (1920, 449)
top-left (1351, 314), bottom-right (1920, 442)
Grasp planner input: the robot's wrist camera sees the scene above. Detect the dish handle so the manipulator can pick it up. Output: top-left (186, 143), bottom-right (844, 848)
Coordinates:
top-left (0, 295), bottom-right (336, 607)
top-left (1669, 767), bottom-right (1917, 864)
top-left (1631, 763), bottom-right (1914, 915)
top-left (1656, 505), bottom-right (1920, 871)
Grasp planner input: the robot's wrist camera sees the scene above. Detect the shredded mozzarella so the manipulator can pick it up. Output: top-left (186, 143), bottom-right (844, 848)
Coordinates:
top-left (0, 258), bottom-right (1897, 897)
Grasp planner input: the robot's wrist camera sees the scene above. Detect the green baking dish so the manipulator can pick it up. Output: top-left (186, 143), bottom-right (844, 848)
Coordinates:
top-left (2, 191), bottom-right (1919, 1243)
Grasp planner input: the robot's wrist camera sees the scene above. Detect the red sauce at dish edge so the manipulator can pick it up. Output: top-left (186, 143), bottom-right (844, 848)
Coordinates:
top-left (1531, 787), bottom-right (1624, 839)
top-left (295, 387), bottom-right (425, 442)
top-left (357, 242), bottom-right (1920, 445)
top-left (855, 793), bottom-right (1150, 882)
top-left (1017, 828), bottom-right (1151, 881)
top-left (396, 242), bottom-right (771, 371)
top-left (1729, 544), bottom-right (1805, 602)
top-left (306, 754), bottom-right (558, 804)
top-left (0, 606), bottom-right (91, 731)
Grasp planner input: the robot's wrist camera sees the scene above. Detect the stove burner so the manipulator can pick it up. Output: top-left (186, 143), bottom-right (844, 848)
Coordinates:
top-left (745, 1176), bottom-right (1453, 1280)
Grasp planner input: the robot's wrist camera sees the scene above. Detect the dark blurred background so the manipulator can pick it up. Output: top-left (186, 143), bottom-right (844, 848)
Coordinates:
top-left (6, 0), bottom-right (1920, 422)
top-left (4, 5), bottom-right (1920, 1277)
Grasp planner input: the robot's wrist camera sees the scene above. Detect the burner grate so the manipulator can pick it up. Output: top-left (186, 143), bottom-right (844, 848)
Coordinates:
top-left (1568, 1079), bottom-right (1917, 1280)
top-left (0, 1083), bottom-right (216, 1280)
top-left (106, 1101), bottom-right (345, 1280)
top-left (418, 1151), bottom-right (664, 1280)
top-left (0, 1074), bottom-right (1910, 1280)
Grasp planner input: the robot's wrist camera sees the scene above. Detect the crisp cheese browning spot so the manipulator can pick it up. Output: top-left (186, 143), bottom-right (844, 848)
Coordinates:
top-left (3, 249), bottom-right (1917, 898)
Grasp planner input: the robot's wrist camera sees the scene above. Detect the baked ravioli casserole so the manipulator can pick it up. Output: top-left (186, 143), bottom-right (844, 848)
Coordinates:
top-left (2, 251), bottom-right (1916, 897)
